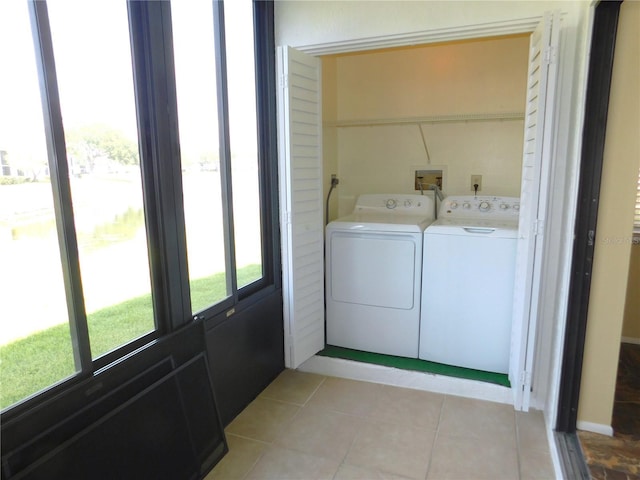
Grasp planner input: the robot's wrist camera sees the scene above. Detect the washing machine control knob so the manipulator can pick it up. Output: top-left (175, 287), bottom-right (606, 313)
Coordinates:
top-left (479, 201), bottom-right (491, 212)
top-left (386, 199), bottom-right (397, 209)
top-left (463, 202), bottom-right (471, 209)
top-left (404, 199), bottom-right (412, 207)
top-left (513, 204), bottom-right (520, 211)
top-left (449, 201), bottom-right (458, 209)
top-left (499, 203), bottom-right (509, 210)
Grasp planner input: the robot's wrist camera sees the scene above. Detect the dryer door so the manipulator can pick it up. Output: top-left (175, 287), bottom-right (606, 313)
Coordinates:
top-left (329, 231), bottom-right (417, 310)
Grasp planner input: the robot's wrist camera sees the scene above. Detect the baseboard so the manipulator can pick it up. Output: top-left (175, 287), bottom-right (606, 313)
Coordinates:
top-left (298, 355), bottom-right (513, 405)
top-left (621, 336), bottom-right (640, 345)
top-left (576, 420), bottom-right (614, 436)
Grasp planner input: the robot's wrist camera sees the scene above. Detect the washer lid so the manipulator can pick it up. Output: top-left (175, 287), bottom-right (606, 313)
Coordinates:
top-left (425, 217), bottom-right (519, 238)
top-left (327, 212), bottom-right (434, 233)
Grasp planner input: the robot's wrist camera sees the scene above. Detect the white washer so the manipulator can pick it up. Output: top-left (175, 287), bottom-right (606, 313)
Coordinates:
top-left (326, 194), bottom-right (435, 358)
top-left (419, 195), bottom-right (520, 374)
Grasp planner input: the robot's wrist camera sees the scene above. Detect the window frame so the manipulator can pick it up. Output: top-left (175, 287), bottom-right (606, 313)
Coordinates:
top-left (1, 0), bottom-right (279, 419)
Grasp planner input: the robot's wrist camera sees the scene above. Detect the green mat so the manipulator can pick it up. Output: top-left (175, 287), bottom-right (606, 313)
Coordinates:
top-left (318, 345), bottom-right (511, 387)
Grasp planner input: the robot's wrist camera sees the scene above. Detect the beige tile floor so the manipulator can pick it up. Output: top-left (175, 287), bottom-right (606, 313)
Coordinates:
top-left (207, 369), bottom-right (555, 480)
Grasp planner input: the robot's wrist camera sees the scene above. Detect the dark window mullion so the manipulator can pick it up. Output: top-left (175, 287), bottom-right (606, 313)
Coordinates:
top-left (252, 0), bottom-right (279, 292)
top-left (29, 0), bottom-right (92, 372)
top-left (128, 0), bottom-right (191, 331)
top-left (213, 0), bottom-right (239, 304)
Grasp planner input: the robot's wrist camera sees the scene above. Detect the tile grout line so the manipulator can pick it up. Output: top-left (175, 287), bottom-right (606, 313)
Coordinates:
top-left (221, 433), bottom-right (273, 480)
top-left (331, 422), bottom-right (363, 480)
top-left (301, 373), bottom-right (328, 407)
top-left (514, 410), bottom-right (523, 480)
top-left (423, 393), bottom-right (448, 480)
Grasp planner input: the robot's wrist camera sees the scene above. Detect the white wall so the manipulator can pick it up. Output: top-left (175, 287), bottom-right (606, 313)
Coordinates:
top-left (276, 1), bottom-right (579, 51)
top-left (324, 36), bottom-right (529, 216)
top-left (275, 0), bottom-right (593, 432)
top-left (334, 121), bottom-right (525, 216)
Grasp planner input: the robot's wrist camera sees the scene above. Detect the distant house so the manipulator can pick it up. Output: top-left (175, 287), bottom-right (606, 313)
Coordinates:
top-left (1, 150), bottom-right (10, 176)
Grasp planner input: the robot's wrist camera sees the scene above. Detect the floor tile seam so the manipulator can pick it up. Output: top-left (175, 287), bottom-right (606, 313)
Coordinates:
top-left (298, 374), bottom-right (328, 407)
top-left (311, 389), bottom-right (446, 427)
top-left (243, 444), bottom-right (345, 480)
top-left (230, 397), bottom-right (303, 442)
top-left (331, 433), bottom-right (362, 480)
top-left (237, 451), bottom-right (264, 480)
top-left (432, 430), bottom-right (520, 453)
top-left (423, 394), bottom-right (447, 480)
top-left (514, 410), bottom-right (526, 480)
top-left (353, 395), bottom-right (444, 432)
top-left (223, 434), bottom-right (272, 480)
top-left (301, 401), bottom-right (390, 424)
top-left (297, 401), bottom-right (374, 421)
top-left (336, 410), bottom-right (433, 480)
top-left (257, 395), bottom-right (308, 409)
top-left (338, 453), bottom-right (425, 480)
top-left (256, 394), bottom-right (307, 409)
top-left (271, 408), bottom-right (304, 442)
top-left (224, 432), bottom-right (273, 447)
top-left (352, 408), bottom-right (441, 437)
top-left (517, 446), bottom-right (555, 460)
top-left (305, 403), bottom-right (441, 440)
top-left (269, 436), bottom-right (350, 467)
top-left (433, 428), bottom-right (520, 442)
top-left (370, 461), bottom-right (427, 480)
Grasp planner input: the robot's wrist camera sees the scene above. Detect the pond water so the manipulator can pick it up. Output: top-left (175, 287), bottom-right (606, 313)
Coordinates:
top-left (0, 172), bottom-right (262, 345)
top-left (0, 177), bottom-right (151, 345)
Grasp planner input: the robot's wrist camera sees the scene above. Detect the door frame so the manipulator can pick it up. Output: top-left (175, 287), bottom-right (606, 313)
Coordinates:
top-left (552, 3), bottom-right (622, 477)
top-left (287, 13), bottom-right (575, 410)
top-left (556, 0), bottom-right (622, 435)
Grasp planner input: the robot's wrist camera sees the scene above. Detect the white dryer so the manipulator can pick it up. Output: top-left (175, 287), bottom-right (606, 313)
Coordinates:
top-left (325, 194), bottom-right (435, 358)
top-left (419, 195), bottom-right (520, 374)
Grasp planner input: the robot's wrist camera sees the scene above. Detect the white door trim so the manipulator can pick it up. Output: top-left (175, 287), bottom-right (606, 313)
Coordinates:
top-left (291, 16), bottom-right (542, 55)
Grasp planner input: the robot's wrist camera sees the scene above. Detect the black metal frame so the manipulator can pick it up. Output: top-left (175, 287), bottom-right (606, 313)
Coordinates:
top-left (556, 0), bottom-right (621, 434)
top-left (2, 0), bottom-right (282, 428)
top-left (254, 0), bottom-right (281, 294)
top-left (29, 0), bottom-right (93, 373)
top-left (212, 0), bottom-right (239, 313)
top-left (128, 1), bottom-right (192, 332)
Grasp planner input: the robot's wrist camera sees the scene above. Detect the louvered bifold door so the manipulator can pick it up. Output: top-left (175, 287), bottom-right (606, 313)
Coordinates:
top-left (276, 46), bottom-right (325, 369)
top-left (510, 11), bottom-right (560, 411)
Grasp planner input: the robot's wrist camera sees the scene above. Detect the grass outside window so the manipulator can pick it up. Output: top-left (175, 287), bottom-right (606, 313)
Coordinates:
top-left (0, 264), bottom-right (261, 410)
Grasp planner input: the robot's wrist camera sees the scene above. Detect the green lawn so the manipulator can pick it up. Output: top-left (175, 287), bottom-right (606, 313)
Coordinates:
top-left (0, 264), bottom-right (261, 410)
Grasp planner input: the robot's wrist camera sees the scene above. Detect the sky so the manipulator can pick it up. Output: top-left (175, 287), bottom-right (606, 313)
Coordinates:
top-left (0, 0), bottom-right (257, 166)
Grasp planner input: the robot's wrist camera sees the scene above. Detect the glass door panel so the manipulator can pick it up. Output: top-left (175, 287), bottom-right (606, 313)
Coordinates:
top-left (47, 0), bottom-right (154, 358)
top-left (0, 1), bottom-right (77, 409)
top-left (224, 0), bottom-right (264, 288)
top-left (171, 0), bottom-right (230, 313)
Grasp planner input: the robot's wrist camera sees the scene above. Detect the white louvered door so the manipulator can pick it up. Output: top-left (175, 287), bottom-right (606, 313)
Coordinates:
top-left (510, 11), bottom-right (560, 411)
top-left (276, 46), bottom-right (324, 368)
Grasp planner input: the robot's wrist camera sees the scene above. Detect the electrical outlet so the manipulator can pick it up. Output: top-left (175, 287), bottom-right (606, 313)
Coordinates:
top-left (470, 174), bottom-right (482, 192)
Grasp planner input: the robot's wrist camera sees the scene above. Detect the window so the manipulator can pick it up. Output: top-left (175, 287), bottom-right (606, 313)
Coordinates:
top-left (225, 0), bottom-right (264, 289)
top-left (171, 0), bottom-right (229, 313)
top-left (0, 1), bottom-right (78, 408)
top-left (0, 0), bottom-right (277, 413)
top-left (47, 0), bottom-right (155, 358)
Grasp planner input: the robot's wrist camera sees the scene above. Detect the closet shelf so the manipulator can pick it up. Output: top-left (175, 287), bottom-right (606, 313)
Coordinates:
top-left (324, 112), bottom-right (525, 128)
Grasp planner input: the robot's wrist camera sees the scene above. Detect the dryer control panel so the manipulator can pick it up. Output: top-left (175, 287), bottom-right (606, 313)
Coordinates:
top-left (353, 193), bottom-right (435, 217)
top-left (440, 196), bottom-right (520, 220)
